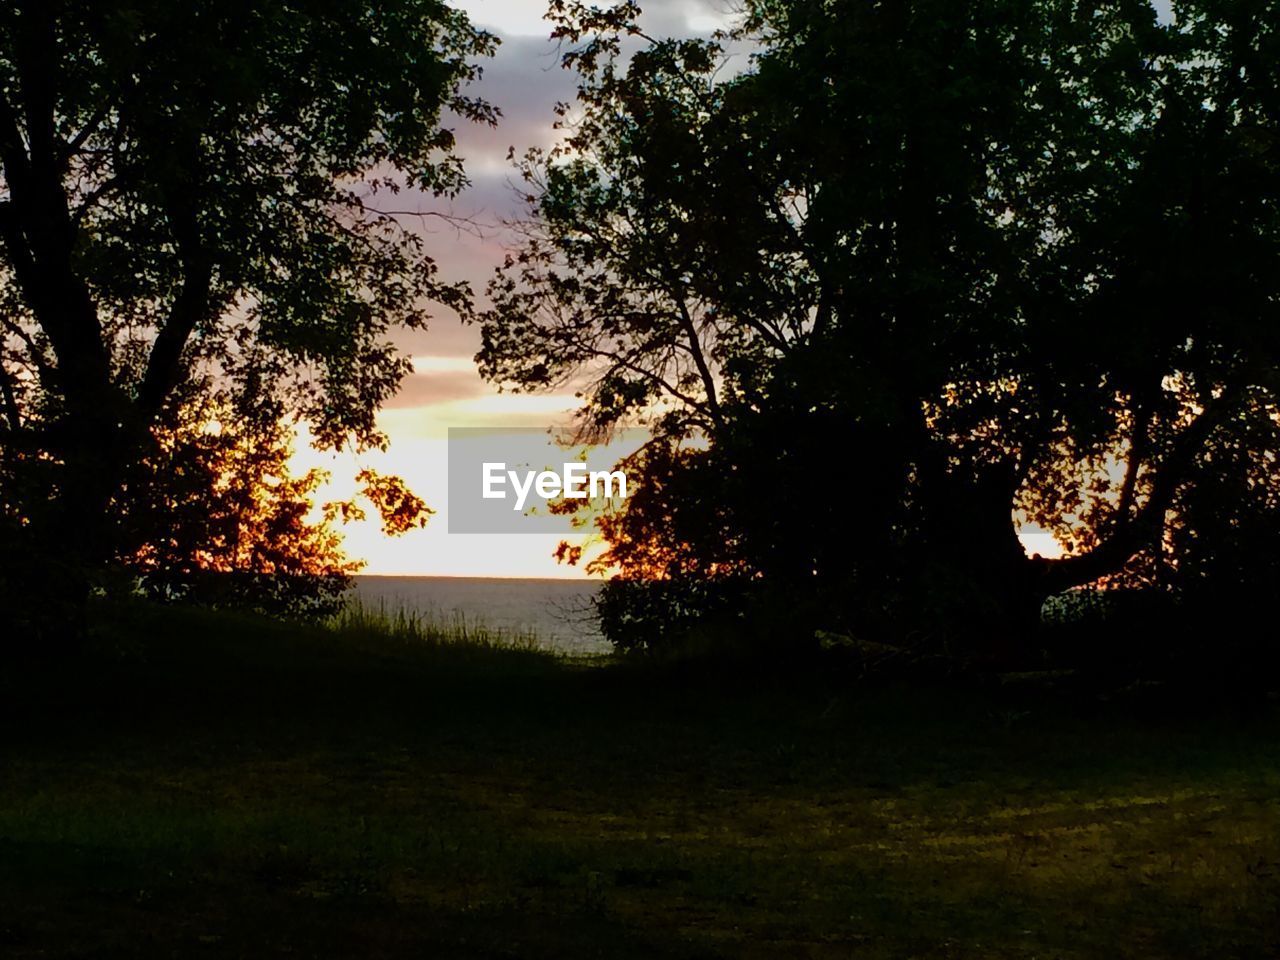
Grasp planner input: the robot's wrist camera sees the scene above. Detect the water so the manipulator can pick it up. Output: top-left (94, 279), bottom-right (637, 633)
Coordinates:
top-left (350, 576), bottom-right (609, 655)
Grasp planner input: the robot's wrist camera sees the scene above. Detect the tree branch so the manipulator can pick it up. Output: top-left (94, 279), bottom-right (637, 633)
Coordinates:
top-left (664, 271), bottom-right (722, 424)
top-left (0, 357), bottom-right (22, 431)
top-left (138, 200), bottom-right (212, 416)
top-left (1038, 388), bottom-right (1240, 593)
top-left (62, 97), bottom-right (116, 158)
top-left (1112, 399), bottom-right (1150, 529)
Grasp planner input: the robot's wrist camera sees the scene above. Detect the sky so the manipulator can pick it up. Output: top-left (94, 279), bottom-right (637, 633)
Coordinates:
top-left (295, 0), bottom-right (740, 578)
top-left (301, 0), bottom-right (1173, 578)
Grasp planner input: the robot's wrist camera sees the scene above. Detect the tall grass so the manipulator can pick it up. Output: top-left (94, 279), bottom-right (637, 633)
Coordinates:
top-left (327, 598), bottom-right (545, 654)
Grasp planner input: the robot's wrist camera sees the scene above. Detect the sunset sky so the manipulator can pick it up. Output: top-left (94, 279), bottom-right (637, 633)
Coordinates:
top-left (302, 0), bottom-right (1172, 578)
top-left (295, 0), bottom-right (740, 579)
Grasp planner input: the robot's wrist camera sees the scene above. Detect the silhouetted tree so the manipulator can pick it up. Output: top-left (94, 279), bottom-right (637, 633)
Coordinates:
top-left (0, 0), bottom-right (493, 638)
top-left (478, 0), bottom-right (1280, 659)
top-left (116, 393), bottom-right (361, 619)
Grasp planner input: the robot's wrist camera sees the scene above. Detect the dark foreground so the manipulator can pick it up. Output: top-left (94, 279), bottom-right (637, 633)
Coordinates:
top-left (2, 605), bottom-right (1278, 959)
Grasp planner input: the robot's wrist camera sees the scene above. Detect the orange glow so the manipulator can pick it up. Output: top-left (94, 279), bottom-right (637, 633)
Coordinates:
top-left (292, 369), bottom-right (631, 578)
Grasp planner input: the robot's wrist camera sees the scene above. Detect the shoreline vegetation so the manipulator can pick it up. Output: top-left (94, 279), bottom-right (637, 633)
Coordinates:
top-left (332, 599), bottom-right (549, 656)
top-left (3, 601), bottom-right (1278, 959)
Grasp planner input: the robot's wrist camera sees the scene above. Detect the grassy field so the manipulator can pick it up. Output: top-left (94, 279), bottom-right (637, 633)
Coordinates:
top-left (2, 603), bottom-right (1278, 959)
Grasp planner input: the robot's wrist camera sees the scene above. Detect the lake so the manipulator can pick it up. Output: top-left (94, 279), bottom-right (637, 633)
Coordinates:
top-left (350, 576), bottom-right (609, 655)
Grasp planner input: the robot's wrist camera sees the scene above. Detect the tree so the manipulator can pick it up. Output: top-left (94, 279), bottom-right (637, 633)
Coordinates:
top-left (115, 394), bottom-right (362, 620)
top-left (0, 0), bottom-right (494, 634)
top-left (478, 0), bottom-right (1280, 659)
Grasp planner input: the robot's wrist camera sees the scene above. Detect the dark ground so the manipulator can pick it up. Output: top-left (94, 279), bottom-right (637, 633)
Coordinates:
top-left (2, 603), bottom-right (1278, 958)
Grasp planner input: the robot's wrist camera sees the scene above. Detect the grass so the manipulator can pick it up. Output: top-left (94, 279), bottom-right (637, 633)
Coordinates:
top-left (1, 601), bottom-right (1278, 958)
top-left (324, 598), bottom-right (554, 674)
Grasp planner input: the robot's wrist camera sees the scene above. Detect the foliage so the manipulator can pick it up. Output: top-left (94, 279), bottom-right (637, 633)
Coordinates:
top-left (118, 396), bottom-right (358, 618)
top-left (0, 0), bottom-right (492, 624)
top-left (479, 0), bottom-right (1280, 657)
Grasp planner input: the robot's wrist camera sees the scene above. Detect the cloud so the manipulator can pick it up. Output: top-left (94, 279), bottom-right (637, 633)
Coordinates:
top-left (383, 371), bottom-right (487, 409)
top-left (452, 0), bottom-right (555, 37)
top-left (453, 0), bottom-right (739, 39)
top-left (447, 0), bottom-right (745, 198)
top-left (451, 34), bottom-right (573, 188)
top-left (377, 393), bottom-right (583, 440)
top-left (410, 354), bottom-right (482, 374)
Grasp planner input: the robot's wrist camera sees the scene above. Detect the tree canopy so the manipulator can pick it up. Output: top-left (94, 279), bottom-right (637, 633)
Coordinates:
top-left (0, 0), bottom-right (494, 629)
top-left (478, 0), bottom-right (1280, 658)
